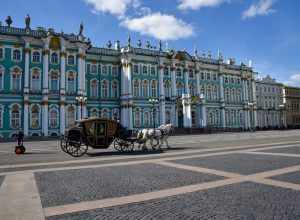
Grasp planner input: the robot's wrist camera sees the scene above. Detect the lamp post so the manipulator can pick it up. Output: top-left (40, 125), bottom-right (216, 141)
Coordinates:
top-left (248, 102), bottom-right (255, 131)
top-left (279, 104), bottom-right (284, 129)
top-left (76, 96), bottom-right (87, 119)
top-left (149, 98), bottom-right (158, 129)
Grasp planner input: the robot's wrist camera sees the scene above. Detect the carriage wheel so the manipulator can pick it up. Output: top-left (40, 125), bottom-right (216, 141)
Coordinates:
top-left (113, 138), bottom-right (123, 151)
top-left (60, 136), bottom-right (68, 153)
top-left (121, 140), bottom-right (134, 152)
top-left (66, 136), bottom-right (88, 157)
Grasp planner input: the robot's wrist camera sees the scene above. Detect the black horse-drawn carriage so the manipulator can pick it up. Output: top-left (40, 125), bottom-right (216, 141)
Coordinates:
top-left (61, 117), bottom-right (136, 157)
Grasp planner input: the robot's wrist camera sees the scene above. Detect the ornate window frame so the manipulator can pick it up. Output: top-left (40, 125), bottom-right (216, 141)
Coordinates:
top-left (66, 105), bottom-right (75, 128)
top-left (134, 108), bottom-right (141, 127)
top-left (151, 80), bottom-right (157, 97)
top-left (101, 80), bottom-right (109, 98)
top-left (90, 78), bottom-right (99, 98)
top-left (49, 69), bottom-right (60, 92)
top-left (143, 109), bottom-right (150, 127)
top-left (0, 65), bottom-right (5, 91)
top-left (90, 108), bottom-right (99, 117)
top-left (30, 104), bottom-right (41, 129)
top-left (9, 103), bottom-right (22, 129)
top-left (49, 105), bottom-right (59, 129)
top-left (31, 50), bottom-right (41, 63)
top-left (133, 65), bottom-right (139, 74)
top-left (30, 67), bottom-right (42, 92)
top-left (10, 66), bottom-right (22, 92)
top-left (111, 80), bottom-right (119, 99)
top-left (66, 71), bottom-right (76, 94)
top-left (91, 64), bottom-right (98, 75)
top-left (67, 54), bottom-right (76, 66)
top-left (133, 79), bottom-right (140, 97)
top-left (12, 48), bottom-right (22, 62)
top-left (50, 51), bottom-right (59, 64)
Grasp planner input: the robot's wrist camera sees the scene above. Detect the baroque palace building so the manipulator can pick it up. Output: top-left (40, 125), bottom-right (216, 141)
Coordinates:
top-left (0, 15), bottom-right (257, 138)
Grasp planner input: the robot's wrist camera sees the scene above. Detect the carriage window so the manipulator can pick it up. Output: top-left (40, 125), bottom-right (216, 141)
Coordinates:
top-left (97, 122), bottom-right (105, 135)
top-left (85, 121), bottom-right (96, 135)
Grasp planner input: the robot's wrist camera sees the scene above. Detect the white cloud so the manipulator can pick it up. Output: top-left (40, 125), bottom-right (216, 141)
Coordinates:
top-left (120, 13), bottom-right (195, 40)
top-left (290, 74), bottom-right (300, 81)
top-left (178, 0), bottom-right (226, 10)
top-left (84, 0), bottom-right (140, 18)
top-left (242, 0), bottom-right (275, 19)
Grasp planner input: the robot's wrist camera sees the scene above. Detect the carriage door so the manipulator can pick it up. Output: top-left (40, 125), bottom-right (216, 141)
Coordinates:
top-left (178, 109), bottom-right (183, 128)
top-left (85, 121), bottom-right (96, 147)
top-left (96, 121), bottom-right (106, 146)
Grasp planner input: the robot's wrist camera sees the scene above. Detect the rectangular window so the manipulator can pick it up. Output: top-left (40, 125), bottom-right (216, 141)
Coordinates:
top-left (68, 77), bottom-right (75, 93)
top-left (32, 75), bottom-right (40, 91)
top-left (12, 74), bottom-right (20, 91)
top-left (112, 66), bottom-right (118, 76)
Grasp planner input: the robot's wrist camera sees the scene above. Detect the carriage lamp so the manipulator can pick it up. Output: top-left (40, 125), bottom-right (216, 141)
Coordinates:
top-left (76, 96), bottom-right (87, 119)
top-left (149, 98), bottom-right (158, 129)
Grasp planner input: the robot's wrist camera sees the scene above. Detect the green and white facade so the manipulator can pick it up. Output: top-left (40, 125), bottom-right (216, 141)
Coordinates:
top-left (0, 20), bottom-right (257, 138)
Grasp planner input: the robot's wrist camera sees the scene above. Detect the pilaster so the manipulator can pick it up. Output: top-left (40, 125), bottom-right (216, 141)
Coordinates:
top-left (23, 96), bottom-right (29, 136)
top-left (24, 42), bottom-right (30, 93)
top-left (42, 96), bottom-right (49, 136)
top-left (182, 94), bottom-right (192, 127)
top-left (60, 50), bottom-right (66, 94)
top-left (42, 46), bottom-right (49, 94)
top-left (59, 97), bottom-right (66, 135)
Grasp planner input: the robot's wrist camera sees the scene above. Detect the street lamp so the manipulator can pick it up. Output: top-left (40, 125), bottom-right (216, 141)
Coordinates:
top-left (248, 102), bottom-right (255, 131)
top-left (76, 96), bottom-right (87, 119)
top-left (279, 104), bottom-right (284, 129)
top-left (149, 98), bottom-right (158, 129)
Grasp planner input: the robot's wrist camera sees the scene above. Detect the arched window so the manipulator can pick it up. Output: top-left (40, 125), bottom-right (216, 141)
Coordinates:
top-left (90, 80), bottom-right (98, 98)
top-left (51, 52), bottom-right (58, 64)
top-left (142, 80), bottom-right (149, 97)
top-left (133, 80), bottom-right (140, 97)
top-left (165, 111), bottom-right (171, 124)
top-left (225, 88), bottom-right (230, 102)
top-left (150, 66), bottom-right (155, 75)
top-left (208, 111), bottom-right (213, 125)
top-left (239, 111), bottom-right (243, 124)
top-left (233, 111), bottom-right (237, 124)
top-left (12, 49), bottom-right (21, 61)
top-left (144, 111), bottom-right (150, 127)
top-left (0, 68), bottom-right (3, 91)
top-left (67, 55), bottom-right (75, 65)
top-left (50, 72), bottom-right (59, 92)
top-left (215, 110), bottom-right (220, 125)
top-left (134, 109), bottom-right (141, 127)
top-left (31, 108), bottom-right (40, 128)
top-left (11, 109), bottom-right (20, 128)
top-left (91, 65), bottom-right (97, 74)
top-left (151, 80), bottom-right (157, 97)
top-left (213, 85), bottom-right (218, 100)
top-left (207, 85), bottom-right (212, 100)
top-left (49, 109), bottom-right (58, 128)
top-left (101, 81), bottom-right (108, 98)
top-left (0, 48), bottom-right (3, 59)
top-left (31, 71), bottom-right (40, 92)
top-left (176, 68), bottom-right (182, 77)
top-left (102, 66), bottom-right (107, 75)
top-left (189, 70), bottom-right (194, 78)
top-left (142, 66), bottom-right (147, 75)
top-left (231, 88), bottom-right (236, 102)
top-left (112, 66), bottom-right (118, 76)
top-left (112, 81), bottom-right (119, 98)
top-left (32, 51), bottom-right (40, 63)
top-left (67, 72), bottom-right (75, 93)
top-left (90, 109), bottom-right (98, 117)
top-left (237, 89), bottom-right (242, 102)
top-left (226, 110), bottom-right (231, 125)
top-left (11, 73), bottom-right (21, 91)
top-left (189, 84), bottom-right (195, 97)
top-left (164, 81), bottom-right (170, 98)
top-left (101, 109), bottom-right (109, 119)
top-left (133, 65), bottom-right (139, 74)
top-left (177, 82), bottom-right (183, 98)
top-left (164, 67), bottom-right (169, 76)
top-left (67, 107), bottom-right (75, 127)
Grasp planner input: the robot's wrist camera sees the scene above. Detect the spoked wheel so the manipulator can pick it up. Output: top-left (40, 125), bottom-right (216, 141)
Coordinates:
top-left (113, 138), bottom-right (123, 151)
top-left (60, 136), bottom-right (68, 153)
top-left (66, 136), bottom-right (88, 157)
top-left (121, 140), bottom-right (134, 152)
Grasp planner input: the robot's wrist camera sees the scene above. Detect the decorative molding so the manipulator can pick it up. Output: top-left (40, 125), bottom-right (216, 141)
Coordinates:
top-left (159, 66), bottom-right (164, 70)
top-left (170, 67), bottom-right (176, 71)
top-left (41, 100), bottom-right (49, 105)
top-left (60, 51), bottom-right (67, 57)
top-left (42, 50), bottom-right (50, 55)
top-left (24, 48), bottom-right (31, 53)
top-left (23, 100), bottom-right (30, 105)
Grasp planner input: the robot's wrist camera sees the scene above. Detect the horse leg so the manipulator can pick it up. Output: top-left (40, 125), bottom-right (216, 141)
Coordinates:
top-left (165, 137), bottom-right (171, 149)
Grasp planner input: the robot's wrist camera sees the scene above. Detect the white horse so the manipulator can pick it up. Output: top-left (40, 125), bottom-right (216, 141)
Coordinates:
top-left (136, 124), bottom-right (174, 150)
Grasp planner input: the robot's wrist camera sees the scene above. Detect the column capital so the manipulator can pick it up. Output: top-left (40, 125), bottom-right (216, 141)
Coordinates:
top-left (24, 48), bottom-right (31, 53)
top-left (60, 51), bottom-right (67, 57)
top-left (42, 50), bottom-right (50, 55)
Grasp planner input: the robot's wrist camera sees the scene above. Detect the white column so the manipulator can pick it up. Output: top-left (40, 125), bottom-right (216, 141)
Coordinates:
top-left (77, 55), bottom-right (82, 94)
top-left (81, 55), bottom-right (86, 96)
top-left (242, 79), bottom-right (247, 102)
top-left (127, 62), bottom-right (132, 128)
top-left (23, 96), bottom-right (29, 137)
top-left (159, 65), bottom-right (166, 124)
top-left (24, 43), bottom-right (30, 93)
top-left (59, 95), bottom-right (66, 135)
top-left (195, 71), bottom-right (200, 95)
top-left (60, 51), bottom-right (66, 94)
top-left (82, 105), bottom-right (87, 119)
top-left (120, 61), bottom-right (128, 126)
top-left (221, 107), bottom-right (225, 128)
top-left (42, 96), bottom-right (48, 136)
top-left (77, 105), bottom-right (82, 120)
top-left (42, 47), bottom-right (49, 94)
top-left (243, 109), bottom-right (248, 130)
top-left (219, 73), bottom-right (225, 128)
top-left (182, 94), bottom-right (192, 127)
top-left (201, 101), bottom-right (207, 127)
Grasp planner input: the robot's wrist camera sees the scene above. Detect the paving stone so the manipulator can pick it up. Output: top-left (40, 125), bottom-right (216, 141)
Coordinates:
top-left (258, 146), bottom-right (300, 155)
top-left (169, 153), bottom-right (300, 175)
top-left (35, 163), bottom-right (225, 207)
top-left (46, 182), bottom-right (300, 220)
top-left (270, 171), bottom-right (300, 185)
top-left (0, 176), bottom-right (4, 187)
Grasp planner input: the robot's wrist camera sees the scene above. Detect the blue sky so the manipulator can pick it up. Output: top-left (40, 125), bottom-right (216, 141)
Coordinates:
top-left (1, 0), bottom-right (300, 86)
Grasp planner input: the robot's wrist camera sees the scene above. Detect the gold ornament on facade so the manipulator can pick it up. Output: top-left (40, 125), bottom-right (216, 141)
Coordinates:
top-left (159, 66), bottom-right (164, 70)
top-left (60, 51), bottom-right (66, 57)
top-left (68, 71), bottom-right (75, 77)
top-left (23, 100), bottom-right (30, 105)
top-left (170, 67), bottom-right (176, 71)
top-left (41, 100), bottom-right (49, 105)
top-left (50, 71), bottom-right (59, 77)
top-left (12, 104), bottom-right (20, 110)
top-left (12, 67), bottom-right (20, 74)
top-left (59, 101), bottom-right (66, 106)
top-left (77, 53), bottom-right (83, 59)
top-left (42, 50), bottom-right (50, 55)
top-left (31, 105), bottom-right (39, 111)
top-left (24, 48), bottom-right (31, 53)
top-left (218, 72), bottom-right (224, 76)
top-left (49, 36), bottom-right (61, 50)
top-left (195, 70), bottom-right (200, 73)
top-left (14, 44), bottom-right (20, 48)
top-left (92, 61), bottom-right (97, 64)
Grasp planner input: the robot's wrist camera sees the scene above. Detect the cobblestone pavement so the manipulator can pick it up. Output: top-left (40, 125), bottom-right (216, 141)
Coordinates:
top-left (0, 130), bottom-right (300, 220)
